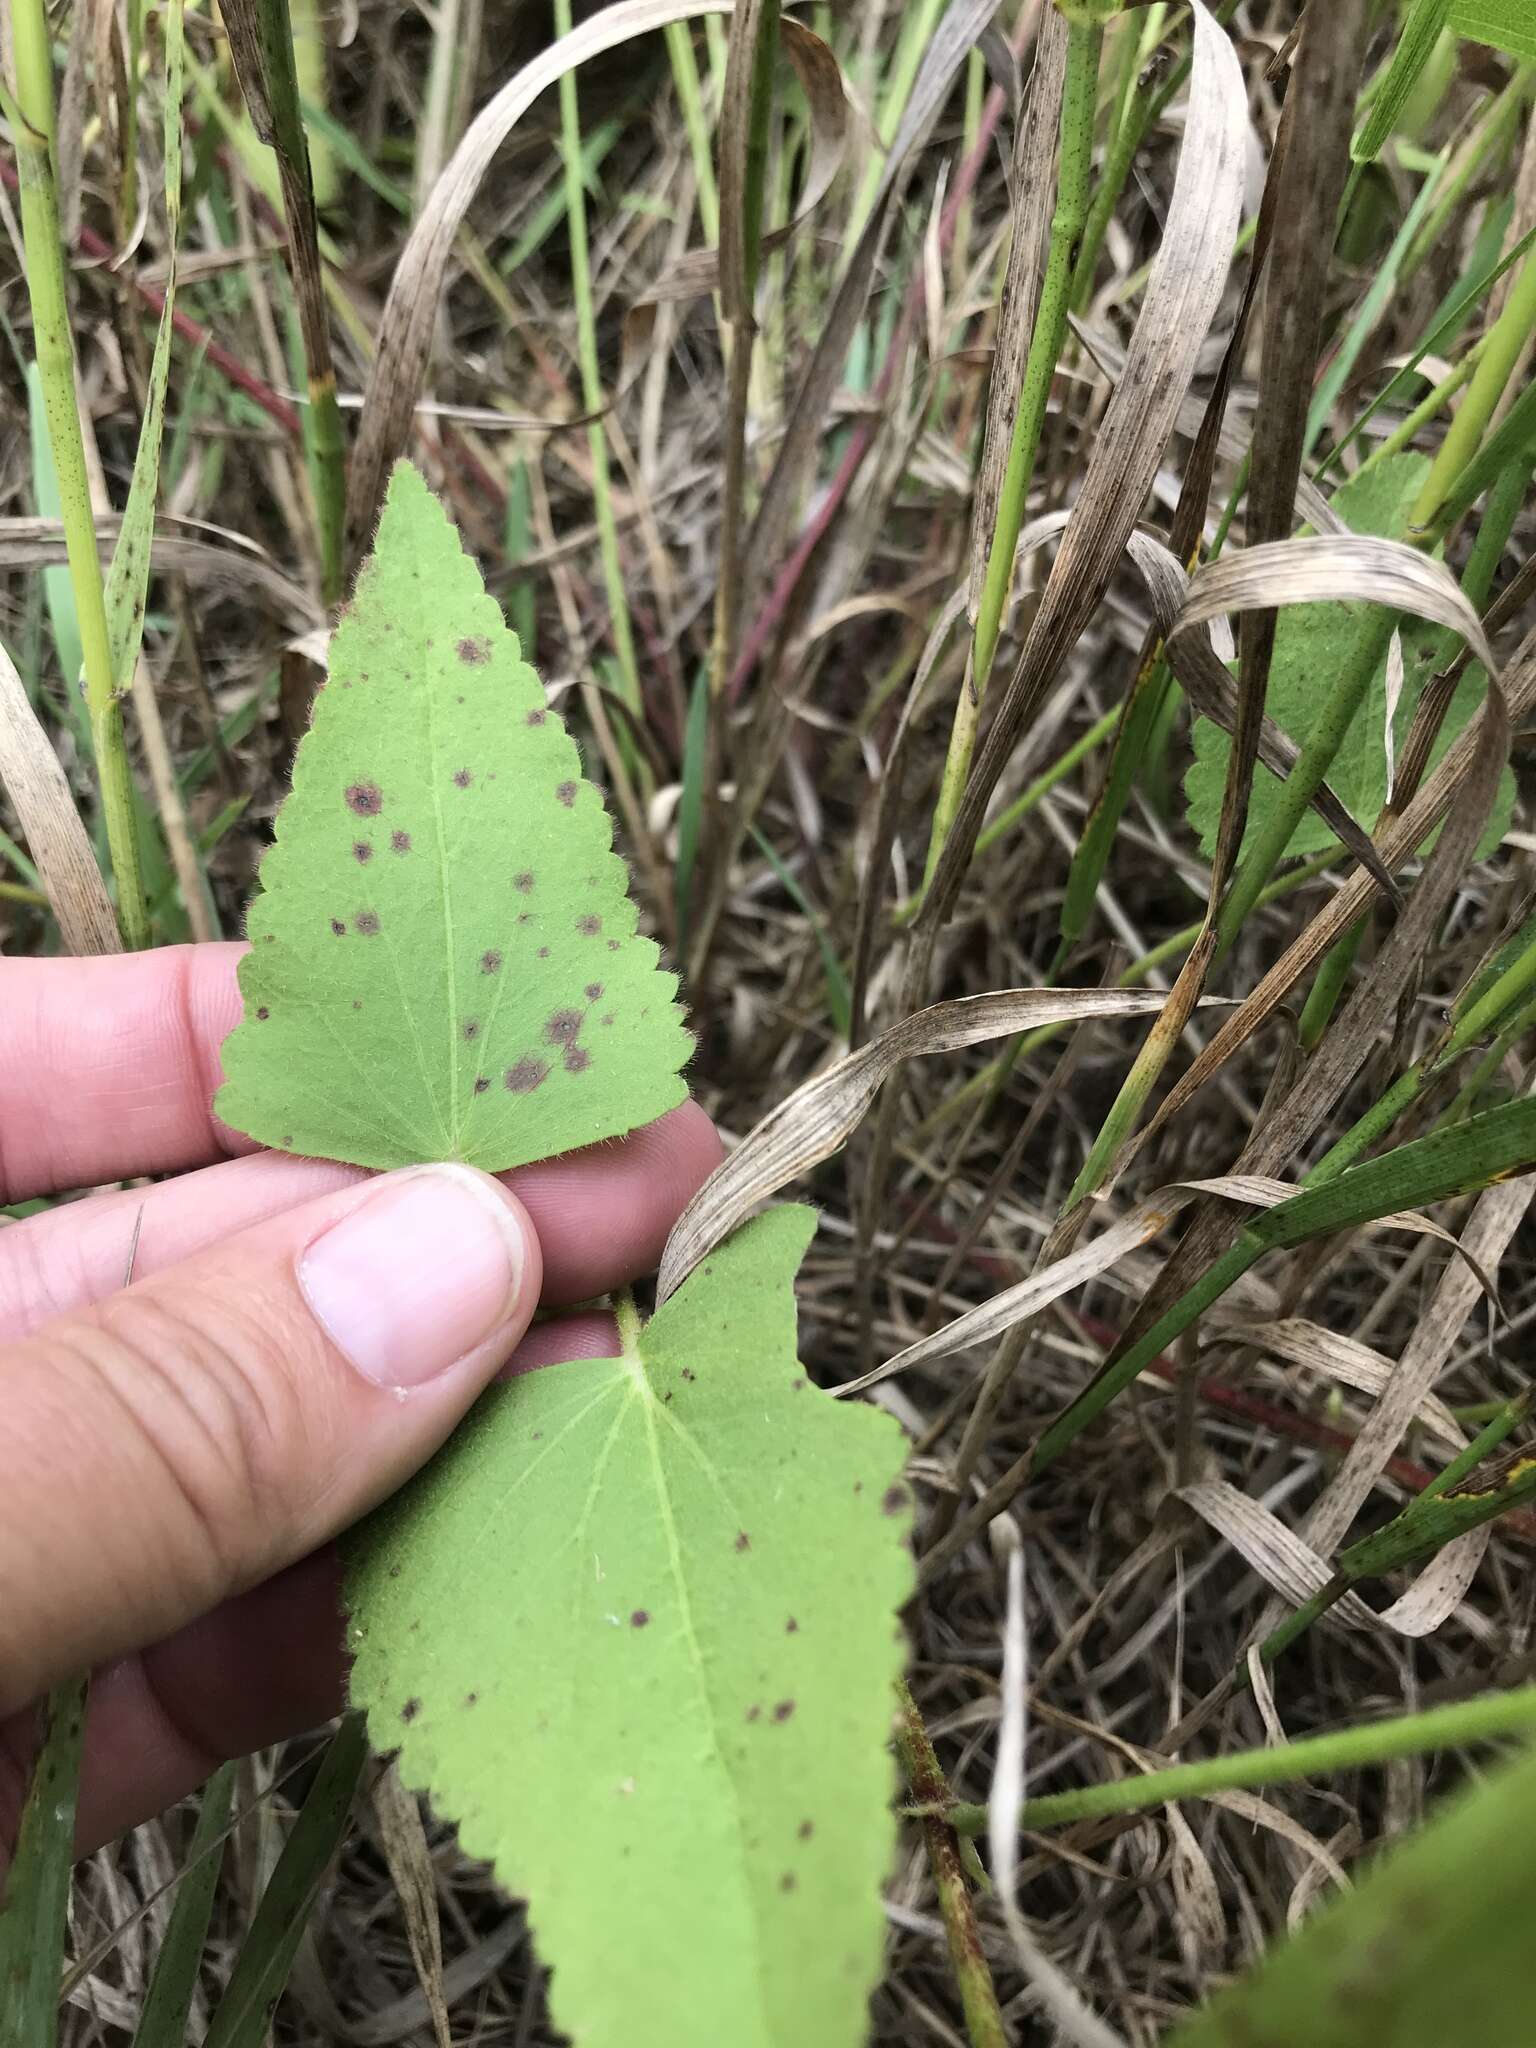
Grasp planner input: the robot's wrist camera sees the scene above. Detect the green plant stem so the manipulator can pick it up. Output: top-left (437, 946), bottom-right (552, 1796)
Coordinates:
top-left (1414, 240), bottom-right (1536, 531)
top-left (4, 8), bottom-right (147, 948)
top-left (1400, 64), bottom-right (1530, 285)
top-left (937, 1686), bottom-right (1536, 1835)
top-left (893, 1680), bottom-right (1007, 2048)
top-left (552, 0), bottom-right (642, 750)
top-left (971, 703), bottom-right (1121, 858)
top-left (1070, 4), bottom-right (1163, 313)
top-left (920, 15), bottom-right (1103, 894)
top-left (665, 22), bottom-right (719, 243)
top-left (1350, 339), bottom-right (1483, 483)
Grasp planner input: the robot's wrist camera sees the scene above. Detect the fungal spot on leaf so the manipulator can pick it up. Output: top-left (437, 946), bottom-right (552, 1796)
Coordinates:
top-left (630, 1610), bottom-right (650, 1628)
top-left (772, 1700), bottom-right (796, 1723)
top-left (331, 918), bottom-right (346, 936)
top-left (745, 1704), bottom-right (761, 1724)
top-left (680, 1368), bottom-right (695, 1382)
top-left (564, 1046), bottom-right (590, 1074)
top-left (545, 1010), bottom-right (583, 1045)
top-left (505, 1057), bottom-right (550, 1093)
top-left (345, 781), bottom-right (383, 815)
top-left (735, 1531), bottom-right (751, 1553)
top-left (481, 950), bottom-right (503, 974)
top-left (606, 939), bottom-right (621, 952)
top-left (400, 1697), bottom-right (421, 1724)
top-left (256, 1007), bottom-right (270, 1021)
top-left (525, 708), bottom-right (547, 726)
top-left (354, 840), bottom-right (373, 863)
top-left (585, 982), bottom-right (604, 1001)
top-left (473, 1077), bottom-right (490, 1094)
top-left (881, 1485), bottom-right (909, 1516)
top-left (556, 780), bottom-right (578, 807)
top-left (537, 946), bottom-right (550, 959)
top-left (354, 911), bottom-right (381, 936)
top-left (577, 915), bottom-right (602, 936)
top-left (463, 1020), bottom-right (480, 1041)
top-left (352, 1000), bottom-right (362, 1010)
top-left (785, 1617), bottom-right (798, 1633)
top-left (798, 1820), bottom-right (814, 1840)
top-left (464, 1692), bottom-right (479, 1708)
top-left (457, 635), bottom-right (491, 664)
top-left (779, 1873), bottom-right (797, 1893)
top-left (391, 830), bottom-right (412, 853)
top-left (452, 769), bottom-right (473, 789)
top-left (514, 871), bottom-right (535, 892)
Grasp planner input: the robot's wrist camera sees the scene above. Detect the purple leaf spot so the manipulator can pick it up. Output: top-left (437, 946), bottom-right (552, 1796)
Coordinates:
top-left (353, 840), bottom-right (373, 863)
top-left (505, 1057), bottom-right (550, 1093)
top-left (882, 1484), bottom-right (909, 1516)
top-left (256, 1006), bottom-right (270, 1020)
top-left (354, 911), bottom-right (381, 936)
top-left (473, 1077), bottom-right (490, 1094)
top-left (463, 1020), bottom-right (480, 1040)
top-left (556, 780), bottom-right (578, 807)
top-left (514, 871), bottom-right (535, 892)
top-left (584, 982), bottom-right (603, 1001)
top-left (630, 1610), bottom-right (650, 1628)
top-left (345, 782), bottom-right (382, 815)
top-left (545, 1010), bottom-right (583, 1045)
top-left (525, 708), bottom-right (547, 726)
top-left (331, 919), bottom-right (347, 936)
top-left (576, 915), bottom-right (602, 936)
top-left (391, 830), bottom-right (412, 853)
top-left (563, 1046), bottom-right (590, 1074)
top-left (457, 635), bottom-right (491, 664)
top-left (481, 950), bottom-right (503, 974)
top-left (735, 1531), bottom-right (751, 1553)
top-left (772, 1700), bottom-right (796, 1723)
top-left (452, 769), bottom-right (473, 789)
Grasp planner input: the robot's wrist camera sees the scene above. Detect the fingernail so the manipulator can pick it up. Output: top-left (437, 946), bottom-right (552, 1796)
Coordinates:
top-left (300, 1165), bottom-right (526, 1392)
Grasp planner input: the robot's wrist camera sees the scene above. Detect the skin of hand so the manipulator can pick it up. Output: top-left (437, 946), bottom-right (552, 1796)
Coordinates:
top-left (0, 942), bottom-right (720, 1870)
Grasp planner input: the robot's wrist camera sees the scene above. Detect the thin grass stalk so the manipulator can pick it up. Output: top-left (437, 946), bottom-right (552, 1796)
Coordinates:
top-left (939, 1686), bottom-right (1536, 1836)
top-left (5, 1), bottom-right (148, 947)
top-left (552, 0), bottom-right (644, 749)
top-left (921, 12), bottom-right (1102, 893)
top-left (893, 1680), bottom-right (1007, 2048)
top-left (1069, 2), bottom-right (1164, 312)
top-left (665, 22), bottom-right (720, 242)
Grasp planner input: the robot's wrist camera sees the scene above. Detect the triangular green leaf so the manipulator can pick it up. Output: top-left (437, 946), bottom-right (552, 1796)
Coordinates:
top-left (347, 1205), bottom-right (914, 2048)
top-left (1186, 453), bottom-right (1512, 865)
top-left (217, 461), bottom-right (690, 1169)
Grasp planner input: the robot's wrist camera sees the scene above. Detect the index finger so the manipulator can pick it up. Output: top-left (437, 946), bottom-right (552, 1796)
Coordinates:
top-left (0, 945), bottom-right (253, 1203)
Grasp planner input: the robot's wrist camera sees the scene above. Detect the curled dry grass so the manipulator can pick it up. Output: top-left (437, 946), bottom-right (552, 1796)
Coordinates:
top-left (4, 0), bottom-right (1536, 2039)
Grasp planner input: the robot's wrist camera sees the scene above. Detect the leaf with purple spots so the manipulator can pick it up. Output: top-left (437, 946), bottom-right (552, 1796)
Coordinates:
top-left (348, 1207), bottom-right (914, 2048)
top-left (217, 461), bottom-right (691, 1170)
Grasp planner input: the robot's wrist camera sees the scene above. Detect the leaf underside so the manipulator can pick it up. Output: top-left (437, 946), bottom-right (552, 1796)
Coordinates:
top-left (1186, 453), bottom-right (1512, 863)
top-left (347, 1206), bottom-right (915, 2048)
top-left (217, 460), bottom-right (691, 1172)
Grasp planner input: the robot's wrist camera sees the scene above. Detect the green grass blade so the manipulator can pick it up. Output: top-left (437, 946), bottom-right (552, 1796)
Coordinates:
top-left (0, 1676), bottom-right (88, 2048)
top-left (203, 1718), bottom-right (367, 2048)
top-left (131, 1762), bottom-right (238, 2048)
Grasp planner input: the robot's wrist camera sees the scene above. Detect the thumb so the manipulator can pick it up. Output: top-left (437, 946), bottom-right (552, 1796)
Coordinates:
top-left (0, 1165), bottom-right (541, 1714)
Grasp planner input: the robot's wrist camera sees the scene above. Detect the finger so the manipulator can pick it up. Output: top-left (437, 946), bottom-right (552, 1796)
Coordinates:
top-left (0, 1165), bottom-right (546, 1717)
top-left (0, 1102), bottom-right (721, 1339)
top-left (0, 1314), bottom-right (621, 1860)
top-left (0, 943), bottom-right (251, 1203)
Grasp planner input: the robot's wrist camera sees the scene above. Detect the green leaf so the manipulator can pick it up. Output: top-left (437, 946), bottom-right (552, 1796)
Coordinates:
top-left (1167, 1734), bottom-right (1536, 2046)
top-left (1449, 0), bottom-right (1536, 59)
top-left (217, 461), bottom-right (690, 1170)
top-left (1186, 454), bottom-right (1513, 862)
top-left (348, 1205), bottom-right (914, 2048)
top-left (132, 1762), bottom-right (237, 2048)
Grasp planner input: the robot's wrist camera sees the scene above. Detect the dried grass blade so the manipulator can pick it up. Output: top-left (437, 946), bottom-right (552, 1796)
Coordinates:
top-left (370, 1764), bottom-right (450, 2048)
top-left (656, 986), bottom-right (1219, 1300)
top-left (1175, 1483), bottom-right (1379, 1631)
top-left (0, 640), bottom-right (120, 955)
top-left (920, 0), bottom-right (1246, 936)
top-left (1173, 536), bottom-right (1498, 677)
top-left (346, 0), bottom-right (737, 546)
top-left (1217, 1318), bottom-right (1464, 1449)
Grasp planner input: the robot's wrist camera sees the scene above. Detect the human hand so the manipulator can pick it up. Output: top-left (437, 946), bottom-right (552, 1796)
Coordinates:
top-left (0, 942), bottom-right (720, 1864)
